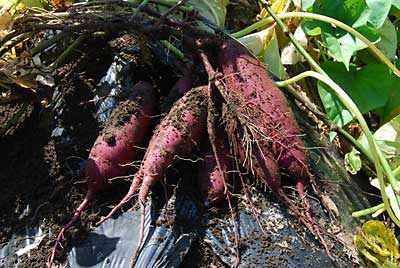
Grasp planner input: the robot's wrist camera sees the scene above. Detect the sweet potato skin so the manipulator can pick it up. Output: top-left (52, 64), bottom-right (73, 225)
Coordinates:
top-left (141, 86), bottom-right (208, 180)
top-left (48, 81), bottom-right (156, 268)
top-left (197, 139), bottom-right (230, 206)
top-left (162, 64), bottom-right (194, 111)
top-left (86, 81), bottom-right (156, 189)
top-left (99, 85), bottom-right (209, 222)
top-left (218, 40), bottom-right (308, 182)
top-left (216, 41), bottom-right (331, 254)
top-left (98, 86), bottom-right (209, 266)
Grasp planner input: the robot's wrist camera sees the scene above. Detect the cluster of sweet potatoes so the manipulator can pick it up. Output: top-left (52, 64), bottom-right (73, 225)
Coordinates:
top-left (48, 39), bottom-right (319, 267)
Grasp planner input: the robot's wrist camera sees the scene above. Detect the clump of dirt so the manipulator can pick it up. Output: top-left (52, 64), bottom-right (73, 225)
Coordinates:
top-left (102, 93), bottom-right (145, 145)
top-left (167, 86), bottom-right (208, 139)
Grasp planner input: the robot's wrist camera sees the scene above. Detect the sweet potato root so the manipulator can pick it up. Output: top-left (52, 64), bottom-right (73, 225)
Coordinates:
top-left (216, 39), bottom-right (332, 257)
top-left (218, 40), bottom-right (308, 182)
top-left (48, 81), bottom-right (156, 267)
top-left (217, 39), bottom-right (314, 228)
top-left (197, 138), bottom-right (230, 206)
top-left (98, 86), bottom-right (209, 265)
top-left (162, 64), bottom-right (194, 111)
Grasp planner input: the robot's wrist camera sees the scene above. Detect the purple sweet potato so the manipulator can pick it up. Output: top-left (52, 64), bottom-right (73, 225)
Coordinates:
top-left (197, 138), bottom-right (230, 206)
top-left (98, 86), bottom-right (209, 264)
top-left (216, 40), bottom-right (319, 238)
top-left (170, 64), bottom-right (194, 96)
top-left (218, 39), bottom-right (308, 187)
top-left (48, 81), bottom-right (156, 267)
top-left (162, 64), bottom-right (194, 112)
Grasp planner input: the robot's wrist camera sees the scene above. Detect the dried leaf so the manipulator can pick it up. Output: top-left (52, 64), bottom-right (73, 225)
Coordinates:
top-left (355, 220), bottom-right (400, 266)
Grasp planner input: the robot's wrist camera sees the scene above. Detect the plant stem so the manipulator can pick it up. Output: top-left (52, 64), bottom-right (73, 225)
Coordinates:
top-left (0, 33), bottom-right (30, 58)
top-left (277, 71), bottom-right (373, 162)
top-left (30, 31), bottom-right (70, 56)
top-left (232, 12), bottom-right (400, 77)
top-left (394, 166), bottom-right (400, 178)
top-left (305, 71), bottom-right (400, 225)
top-left (352, 203), bottom-right (384, 218)
top-left (264, 4), bottom-right (400, 226)
top-left (159, 40), bottom-right (186, 61)
top-left (0, 82), bottom-right (12, 90)
top-left (138, 0), bottom-right (150, 10)
top-left (49, 34), bottom-right (87, 69)
top-left (0, 103), bottom-right (29, 136)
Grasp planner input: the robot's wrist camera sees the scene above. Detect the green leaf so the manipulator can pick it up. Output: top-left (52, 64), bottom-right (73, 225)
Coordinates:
top-left (264, 30), bottom-right (286, 79)
top-left (376, 19), bottom-right (397, 60)
top-left (22, 0), bottom-right (46, 7)
top-left (319, 0), bottom-right (368, 25)
top-left (318, 80), bottom-right (352, 127)
top-left (374, 81), bottom-right (400, 125)
top-left (321, 31), bottom-right (354, 69)
top-left (354, 24), bottom-right (381, 49)
top-left (162, 0), bottom-right (229, 27)
top-left (301, 21), bottom-right (321, 36)
top-left (196, 0), bottom-right (229, 27)
top-left (302, 0), bottom-right (315, 10)
top-left (301, 0), bottom-right (380, 68)
top-left (355, 220), bottom-right (400, 266)
top-left (365, 0), bottom-right (392, 29)
top-left (393, 0), bottom-right (400, 9)
top-left (318, 62), bottom-right (396, 127)
top-left (344, 148), bottom-right (362, 174)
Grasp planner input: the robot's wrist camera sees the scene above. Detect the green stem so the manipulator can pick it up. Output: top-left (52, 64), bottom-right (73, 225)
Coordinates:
top-left (276, 71), bottom-right (373, 162)
top-left (306, 72), bottom-right (400, 225)
top-left (159, 40), bottom-right (186, 61)
top-left (352, 203), bottom-right (384, 218)
top-left (0, 33), bottom-right (29, 58)
top-left (0, 103), bottom-right (29, 136)
top-left (30, 31), bottom-right (70, 56)
top-left (49, 34), bottom-right (87, 69)
top-left (232, 12), bottom-right (400, 77)
top-left (275, 71), bottom-right (316, 86)
top-left (265, 5), bottom-right (400, 226)
top-left (0, 82), bottom-right (12, 90)
top-left (138, 0), bottom-right (150, 9)
top-left (394, 166), bottom-right (400, 178)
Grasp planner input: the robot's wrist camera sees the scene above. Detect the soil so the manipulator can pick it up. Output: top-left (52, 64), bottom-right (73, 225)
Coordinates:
top-left (1, 37), bottom-right (112, 267)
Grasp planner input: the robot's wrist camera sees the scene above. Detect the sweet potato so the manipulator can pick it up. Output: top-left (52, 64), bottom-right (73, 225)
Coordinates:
top-left (197, 138), bottom-right (230, 206)
top-left (216, 40), bottom-right (333, 256)
top-left (217, 39), bottom-right (315, 229)
top-left (168, 64), bottom-right (194, 98)
top-left (162, 64), bottom-right (194, 112)
top-left (218, 40), bottom-right (308, 182)
top-left (48, 81), bottom-right (156, 267)
top-left (98, 86), bottom-right (209, 264)
top-left (87, 82), bottom-right (155, 176)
